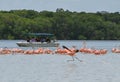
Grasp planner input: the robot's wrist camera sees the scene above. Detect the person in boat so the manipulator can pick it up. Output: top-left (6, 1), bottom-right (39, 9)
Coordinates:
top-left (41, 38), bottom-right (46, 43)
top-left (30, 37), bottom-right (36, 42)
top-left (26, 37), bottom-right (30, 42)
top-left (35, 37), bottom-right (41, 42)
top-left (46, 37), bottom-right (51, 43)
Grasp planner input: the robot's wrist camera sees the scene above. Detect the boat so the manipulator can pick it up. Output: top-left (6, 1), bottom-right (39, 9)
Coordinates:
top-left (16, 33), bottom-right (59, 47)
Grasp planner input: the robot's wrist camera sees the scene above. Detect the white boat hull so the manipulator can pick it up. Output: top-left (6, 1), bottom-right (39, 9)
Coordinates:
top-left (16, 42), bottom-right (59, 47)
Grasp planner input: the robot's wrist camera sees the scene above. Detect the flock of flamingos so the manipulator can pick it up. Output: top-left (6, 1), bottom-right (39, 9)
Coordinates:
top-left (0, 43), bottom-right (120, 56)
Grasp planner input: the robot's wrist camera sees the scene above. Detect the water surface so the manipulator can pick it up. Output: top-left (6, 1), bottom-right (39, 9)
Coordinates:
top-left (0, 40), bottom-right (120, 82)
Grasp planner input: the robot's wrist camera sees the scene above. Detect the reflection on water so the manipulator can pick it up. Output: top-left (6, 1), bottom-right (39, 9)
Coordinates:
top-left (65, 63), bottom-right (78, 76)
top-left (60, 63), bottom-right (78, 82)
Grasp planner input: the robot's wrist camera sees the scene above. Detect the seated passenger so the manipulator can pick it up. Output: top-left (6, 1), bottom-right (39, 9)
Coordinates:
top-left (26, 37), bottom-right (30, 42)
top-left (35, 38), bottom-right (40, 42)
top-left (46, 38), bottom-right (51, 43)
top-left (30, 37), bottom-right (36, 42)
top-left (41, 38), bottom-right (46, 43)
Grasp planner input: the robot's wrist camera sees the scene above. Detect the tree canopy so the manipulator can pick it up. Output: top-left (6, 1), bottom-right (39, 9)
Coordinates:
top-left (0, 9), bottom-right (120, 40)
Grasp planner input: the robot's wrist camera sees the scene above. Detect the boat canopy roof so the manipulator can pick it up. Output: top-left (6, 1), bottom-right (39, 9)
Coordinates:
top-left (28, 33), bottom-right (54, 36)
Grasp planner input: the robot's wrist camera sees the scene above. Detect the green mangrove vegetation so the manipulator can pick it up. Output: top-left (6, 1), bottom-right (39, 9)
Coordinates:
top-left (0, 8), bottom-right (120, 40)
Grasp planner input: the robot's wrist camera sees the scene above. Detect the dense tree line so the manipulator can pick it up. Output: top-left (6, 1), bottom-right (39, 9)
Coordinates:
top-left (0, 9), bottom-right (120, 40)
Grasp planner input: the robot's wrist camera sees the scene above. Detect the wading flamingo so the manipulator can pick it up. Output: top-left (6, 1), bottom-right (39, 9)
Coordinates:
top-left (63, 46), bottom-right (82, 62)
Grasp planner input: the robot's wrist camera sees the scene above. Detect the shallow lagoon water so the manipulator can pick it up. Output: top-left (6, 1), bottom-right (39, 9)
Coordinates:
top-left (0, 40), bottom-right (120, 82)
